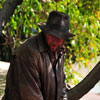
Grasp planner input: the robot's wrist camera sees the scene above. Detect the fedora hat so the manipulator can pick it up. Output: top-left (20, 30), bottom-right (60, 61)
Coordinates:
top-left (38, 11), bottom-right (75, 39)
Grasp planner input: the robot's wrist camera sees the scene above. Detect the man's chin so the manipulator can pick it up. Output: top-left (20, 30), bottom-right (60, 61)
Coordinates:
top-left (50, 47), bottom-right (62, 52)
top-left (50, 48), bottom-right (57, 52)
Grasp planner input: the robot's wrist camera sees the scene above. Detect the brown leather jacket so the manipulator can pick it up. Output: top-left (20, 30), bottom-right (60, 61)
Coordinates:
top-left (2, 33), bottom-right (68, 100)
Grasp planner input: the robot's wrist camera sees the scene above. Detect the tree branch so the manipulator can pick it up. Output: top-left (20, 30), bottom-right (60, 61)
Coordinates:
top-left (67, 61), bottom-right (100, 100)
top-left (0, 0), bottom-right (23, 34)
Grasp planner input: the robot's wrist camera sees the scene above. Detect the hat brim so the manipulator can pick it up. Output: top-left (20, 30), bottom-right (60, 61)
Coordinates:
top-left (38, 24), bottom-right (75, 39)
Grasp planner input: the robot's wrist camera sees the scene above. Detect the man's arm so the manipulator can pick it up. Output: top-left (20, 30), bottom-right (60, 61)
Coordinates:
top-left (60, 73), bottom-right (69, 100)
top-left (3, 47), bottom-right (44, 100)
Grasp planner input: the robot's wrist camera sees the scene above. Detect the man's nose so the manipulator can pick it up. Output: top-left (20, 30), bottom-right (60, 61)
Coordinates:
top-left (52, 41), bottom-right (58, 45)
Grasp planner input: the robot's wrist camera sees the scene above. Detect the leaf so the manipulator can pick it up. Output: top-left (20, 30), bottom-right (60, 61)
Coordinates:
top-left (97, 11), bottom-right (100, 20)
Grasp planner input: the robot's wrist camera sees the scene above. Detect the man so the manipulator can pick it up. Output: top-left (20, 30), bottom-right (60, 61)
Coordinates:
top-left (2, 11), bottom-right (75, 100)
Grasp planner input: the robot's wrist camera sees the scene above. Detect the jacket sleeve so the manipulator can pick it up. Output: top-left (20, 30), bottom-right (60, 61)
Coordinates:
top-left (3, 47), bottom-right (44, 100)
top-left (60, 73), bottom-right (69, 100)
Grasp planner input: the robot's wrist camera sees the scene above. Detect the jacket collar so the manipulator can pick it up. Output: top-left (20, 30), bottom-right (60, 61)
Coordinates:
top-left (37, 32), bottom-right (48, 52)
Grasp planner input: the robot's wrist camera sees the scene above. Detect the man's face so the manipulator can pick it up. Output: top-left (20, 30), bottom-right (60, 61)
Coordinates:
top-left (45, 34), bottom-right (64, 52)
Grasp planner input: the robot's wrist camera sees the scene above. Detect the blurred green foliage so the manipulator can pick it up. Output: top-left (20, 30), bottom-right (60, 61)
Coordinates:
top-left (1, 0), bottom-right (100, 84)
